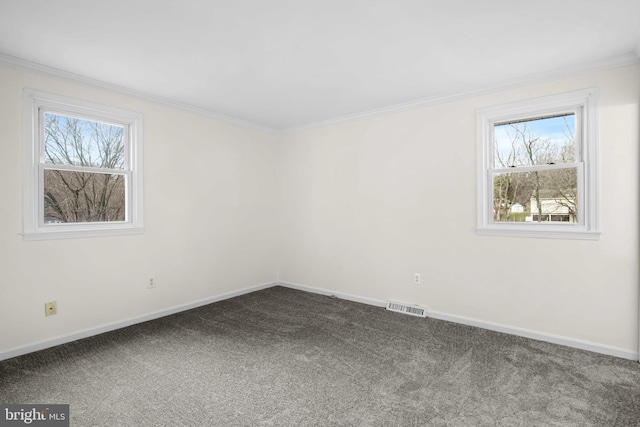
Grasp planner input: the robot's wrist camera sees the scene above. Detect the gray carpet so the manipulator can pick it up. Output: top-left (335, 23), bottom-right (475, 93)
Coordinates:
top-left (1, 286), bottom-right (639, 426)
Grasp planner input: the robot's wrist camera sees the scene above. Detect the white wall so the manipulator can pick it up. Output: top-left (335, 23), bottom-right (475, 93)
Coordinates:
top-left (278, 64), bottom-right (640, 356)
top-left (0, 65), bottom-right (279, 355)
top-left (1, 62), bottom-right (638, 360)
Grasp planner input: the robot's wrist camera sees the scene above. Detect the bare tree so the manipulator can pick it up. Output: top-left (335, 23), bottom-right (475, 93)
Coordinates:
top-left (547, 117), bottom-right (578, 221)
top-left (514, 123), bottom-right (554, 222)
top-left (493, 133), bottom-right (519, 221)
top-left (43, 114), bottom-right (126, 223)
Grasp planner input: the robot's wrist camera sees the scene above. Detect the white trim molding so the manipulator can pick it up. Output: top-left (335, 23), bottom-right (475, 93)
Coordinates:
top-left (278, 281), bottom-right (638, 361)
top-left (0, 281), bottom-right (277, 362)
top-left (279, 281), bottom-right (388, 308)
top-left (0, 53), bottom-right (276, 135)
top-left (1, 52), bottom-right (638, 135)
top-left (425, 310), bottom-right (638, 361)
top-left (281, 53), bottom-right (640, 134)
top-left (2, 281), bottom-right (637, 362)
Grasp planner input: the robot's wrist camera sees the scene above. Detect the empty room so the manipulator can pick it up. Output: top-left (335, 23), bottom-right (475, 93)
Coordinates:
top-left (1, 1), bottom-right (639, 425)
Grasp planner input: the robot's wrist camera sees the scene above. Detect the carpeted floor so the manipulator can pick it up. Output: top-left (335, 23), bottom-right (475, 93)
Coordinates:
top-left (1, 286), bottom-right (639, 426)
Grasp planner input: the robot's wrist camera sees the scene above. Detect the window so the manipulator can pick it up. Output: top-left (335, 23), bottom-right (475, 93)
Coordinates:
top-left (476, 89), bottom-right (599, 239)
top-left (23, 89), bottom-right (143, 240)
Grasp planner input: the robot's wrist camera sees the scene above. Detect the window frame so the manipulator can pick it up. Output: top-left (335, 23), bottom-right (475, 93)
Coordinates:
top-left (23, 89), bottom-right (144, 241)
top-left (476, 88), bottom-right (599, 240)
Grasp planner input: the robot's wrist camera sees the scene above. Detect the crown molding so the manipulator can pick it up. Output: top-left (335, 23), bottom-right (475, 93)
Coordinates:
top-left (280, 52), bottom-right (640, 134)
top-left (2, 51), bottom-right (638, 136)
top-left (0, 53), bottom-right (278, 134)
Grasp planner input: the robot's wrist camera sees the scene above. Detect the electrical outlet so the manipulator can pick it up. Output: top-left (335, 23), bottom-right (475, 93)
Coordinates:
top-left (147, 277), bottom-right (156, 289)
top-left (414, 273), bottom-right (421, 285)
top-left (45, 301), bottom-right (57, 316)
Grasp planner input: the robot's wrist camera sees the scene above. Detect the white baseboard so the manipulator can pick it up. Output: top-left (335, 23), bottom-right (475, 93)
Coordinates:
top-left (279, 281), bottom-right (388, 307)
top-left (425, 310), bottom-right (638, 361)
top-left (3, 280), bottom-right (637, 362)
top-left (0, 281), bottom-right (277, 362)
top-left (278, 281), bottom-right (639, 361)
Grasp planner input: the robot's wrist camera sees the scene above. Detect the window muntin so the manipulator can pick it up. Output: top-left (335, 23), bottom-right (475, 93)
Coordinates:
top-left (476, 89), bottom-right (599, 239)
top-left (24, 89), bottom-right (143, 240)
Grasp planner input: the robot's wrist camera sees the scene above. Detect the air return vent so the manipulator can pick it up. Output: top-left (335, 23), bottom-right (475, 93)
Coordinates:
top-left (385, 301), bottom-right (427, 317)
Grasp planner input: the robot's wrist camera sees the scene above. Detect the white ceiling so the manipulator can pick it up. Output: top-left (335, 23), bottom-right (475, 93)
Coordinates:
top-left (0, 0), bottom-right (639, 131)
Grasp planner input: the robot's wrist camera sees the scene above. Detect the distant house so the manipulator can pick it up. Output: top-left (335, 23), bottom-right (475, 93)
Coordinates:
top-left (44, 217), bottom-right (63, 224)
top-left (510, 203), bottom-right (524, 213)
top-left (528, 197), bottom-right (576, 223)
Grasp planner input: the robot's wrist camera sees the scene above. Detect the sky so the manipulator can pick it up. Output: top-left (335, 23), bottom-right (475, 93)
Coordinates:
top-left (494, 114), bottom-right (575, 168)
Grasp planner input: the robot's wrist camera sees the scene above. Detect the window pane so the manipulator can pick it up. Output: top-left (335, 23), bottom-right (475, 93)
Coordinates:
top-left (44, 169), bottom-right (126, 223)
top-left (492, 167), bottom-right (578, 223)
top-left (494, 114), bottom-right (575, 168)
top-left (44, 113), bottom-right (125, 169)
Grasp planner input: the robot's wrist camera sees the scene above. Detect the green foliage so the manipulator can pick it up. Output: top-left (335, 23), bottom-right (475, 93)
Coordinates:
top-left (505, 212), bottom-right (528, 222)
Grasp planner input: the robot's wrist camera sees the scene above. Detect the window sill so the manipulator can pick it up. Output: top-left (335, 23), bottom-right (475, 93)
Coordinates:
top-left (23, 226), bottom-right (144, 241)
top-left (476, 225), bottom-right (600, 240)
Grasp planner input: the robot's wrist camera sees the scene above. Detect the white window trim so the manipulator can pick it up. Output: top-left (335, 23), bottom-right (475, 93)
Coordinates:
top-left (476, 88), bottom-right (599, 240)
top-left (23, 89), bottom-right (144, 241)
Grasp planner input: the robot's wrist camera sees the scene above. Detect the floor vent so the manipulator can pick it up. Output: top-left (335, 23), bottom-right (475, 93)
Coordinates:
top-left (385, 301), bottom-right (427, 317)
